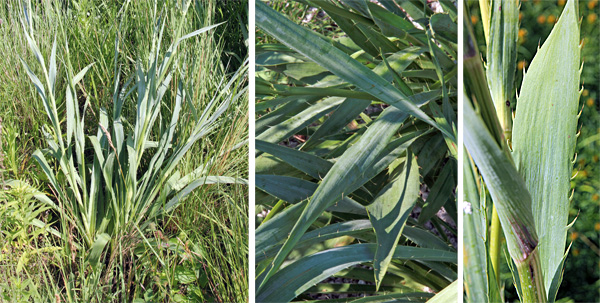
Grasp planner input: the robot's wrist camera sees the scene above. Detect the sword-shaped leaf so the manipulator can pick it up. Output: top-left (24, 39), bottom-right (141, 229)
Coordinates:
top-left (511, 0), bottom-right (580, 293)
top-left (366, 150), bottom-right (420, 290)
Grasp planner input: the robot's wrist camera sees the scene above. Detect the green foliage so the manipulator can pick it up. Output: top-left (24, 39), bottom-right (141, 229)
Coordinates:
top-left (256, 1), bottom-right (457, 301)
top-left (0, 0), bottom-right (248, 301)
top-left (464, 0), bottom-right (594, 302)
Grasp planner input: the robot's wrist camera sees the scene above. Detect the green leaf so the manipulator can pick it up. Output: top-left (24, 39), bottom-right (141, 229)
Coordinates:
top-left (419, 161), bottom-right (455, 224)
top-left (366, 150), bottom-right (419, 290)
top-left (464, 96), bottom-right (545, 302)
top-left (402, 226), bottom-right (453, 252)
top-left (547, 244), bottom-right (572, 302)
top-left (257, 220), bottom-right (372, 263)
top-left (486, 0), bottom-right (518, 138)
top-left (256, 96), bottom-right (345, 144)
top-left (511, 0), bottom-right (580, 292)
top-left (48, 37), bottom-right (57, 96)
top-left (255, 140), bottom-right (332, 179)
top-left (256, 244), bottom-right (456, 302)
top-left (426, 280), bottom-right (458, 303)
top-left (163, 176), bottom-right (247, 214)
top-left (462, 155), bottom-right (489, 303)
top-left (463, 95), bottom-right (537, 266)
top-left (88, 233), bottom-right (110, 270)
top-left (257, 107), bottom-right (420, 289)
top-left (174, 265), bottom-right (197, 285)
top-left (256, 202), bottom-right (306, 260)
top-left (349, 292), bottom-right (433, 303)
top-left (256, 1), bottom-right (452, 139)
top-left (73, 63), bottom-right (95, 85)
top-left (256, 51), bottom-right (307, 66)
top-left (255, 175), bottom-right (366, 215)
top-left (303, 98), bottom-right (372, 149)
top-left (430, 13), bottom-right (457, 43)
top-left (256, 95), bottom-right (320, 134)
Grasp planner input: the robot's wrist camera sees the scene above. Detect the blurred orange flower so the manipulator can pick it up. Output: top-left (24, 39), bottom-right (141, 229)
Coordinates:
top-left (570, 232), bottom-right (579, 241)
top-left (587, 97), bottom-right (595, 107)
top-left (589, 0), bottom-right (598, 9)
top-left (588, 13), bottom-right (597, 24)
top-left (547, 15), bottom-right (556, 23)
top-left (537, 15), bottom-right (546, 24)
top-left (518, 60), bottom-right (527, 70)
top-left (518, 28), bottom-right (527, 38)
top-left (471, 15), bottom-right (479, 25)
top-left (558, 0), bottom-right (566, 5)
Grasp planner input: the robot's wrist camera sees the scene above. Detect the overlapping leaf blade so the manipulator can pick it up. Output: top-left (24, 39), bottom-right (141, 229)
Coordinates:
top-left (257, 244), bottom-right (457, 303)
top-left (255, 1), bottom-right (457, 301)
top-left (366, 151), bottom-right (419, 290)
top-left (256, 1), bottom-right (453, 140)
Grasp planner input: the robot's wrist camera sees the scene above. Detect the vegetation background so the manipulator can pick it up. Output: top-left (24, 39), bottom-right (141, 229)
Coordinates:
top-left (469, 0), bottom-right (599, 302)
top-left (0, 0), bottom-right (248, 302)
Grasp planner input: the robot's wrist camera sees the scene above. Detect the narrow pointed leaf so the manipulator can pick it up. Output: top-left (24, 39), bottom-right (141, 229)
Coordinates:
top-left (366, 151), bottom-right (419, 290)
top-left (257, 244), bottom-right (457, 302)
top-left (511, 0), bottom-right (580, 292)
top-left (257, 220), bottom-right (373, 263)
top-left (73, 63), bottom-right (95, 85)
top-left (256, 97), bottom-right (345, 144)
top-left (255, 140), bottom-right (332, 179)
top-left (255, 175), bottom-right (366, 215)
top-left (463, 155), bottom-right (489, 303)
top-left (49, 37), bottom-right (57, 95)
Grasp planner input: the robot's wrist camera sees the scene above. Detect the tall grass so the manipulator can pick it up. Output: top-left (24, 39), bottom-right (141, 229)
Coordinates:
top-left (0, 0), bottom-right (248, 301)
